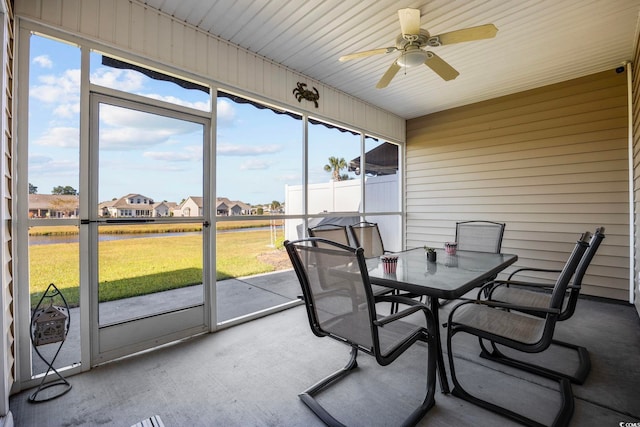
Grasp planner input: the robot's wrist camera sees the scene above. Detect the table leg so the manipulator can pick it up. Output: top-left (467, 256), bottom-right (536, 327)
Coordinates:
top-left (430, 296), bottom-right (450, 394)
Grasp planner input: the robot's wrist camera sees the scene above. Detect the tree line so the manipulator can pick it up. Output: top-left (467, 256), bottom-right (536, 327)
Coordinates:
top-left (29, 183), bottom-right (78, 195)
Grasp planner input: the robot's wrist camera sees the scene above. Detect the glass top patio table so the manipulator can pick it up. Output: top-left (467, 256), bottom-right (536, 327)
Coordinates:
top-left (366, 248), bottom-right (518, 300)
top-left (366, 247), bottom-right (518, 394)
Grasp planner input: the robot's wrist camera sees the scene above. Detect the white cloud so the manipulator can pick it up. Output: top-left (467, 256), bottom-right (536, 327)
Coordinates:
top-left (33, 55), bottom-right (53, 68)
top-left (240, 158), bottom-right (272, 170)
top-left (99, 104), bottom-right (198, 131)
top-left (144, 145), bottom-right (202, 162)
top-left (53, 102), bottom-right (80, 119)
top-left (98, 104), bottom-right (203, 151)
top-left (30, 69), bottom-right (80, 106)
top-left (99, 127), bottom-right (169, 151)
top-left (29, 154), bottom-right (53, 165)
top-left (30, 68), bottom-right (144, 123)
top-left (90, 68), bottom-right (145, 92)
top-left (28, 154), bottom-right (78, 181)
top-left (33, 127), bottom-right (79, 148)
top-left (144, 93), bottom-right (209, 112)
top-left (217, 99), bottom-right (236, 126)
top-left (217, 143), bottom-right (282, 156)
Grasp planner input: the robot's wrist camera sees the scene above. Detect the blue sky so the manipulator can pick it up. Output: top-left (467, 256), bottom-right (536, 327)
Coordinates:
top-left (28, 34), bottom-right (362, 206)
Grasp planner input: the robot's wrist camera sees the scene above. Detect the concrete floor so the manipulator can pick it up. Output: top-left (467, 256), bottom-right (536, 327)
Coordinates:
top-left (31, 270), bottom-right (304, 374)
top-left (11, 271), bottom-right (640, 427)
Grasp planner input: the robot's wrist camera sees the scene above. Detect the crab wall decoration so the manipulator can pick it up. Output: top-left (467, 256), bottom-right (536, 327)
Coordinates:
top-left (293, 82), bottom-right (320, 108)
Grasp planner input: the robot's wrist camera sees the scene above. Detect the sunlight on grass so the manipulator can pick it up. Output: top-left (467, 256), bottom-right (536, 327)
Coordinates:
top-left (215, 230), bottom-right (284, 279)
top-left (29, 229), bottom-right (288, 307)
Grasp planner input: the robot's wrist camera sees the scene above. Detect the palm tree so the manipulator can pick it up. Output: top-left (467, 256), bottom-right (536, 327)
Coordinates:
top-left (324, 156), bottom-right (347, 181)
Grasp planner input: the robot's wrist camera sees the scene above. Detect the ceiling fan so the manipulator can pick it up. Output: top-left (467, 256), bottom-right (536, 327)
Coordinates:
top-left (339, 8), bottom-right (498, 88)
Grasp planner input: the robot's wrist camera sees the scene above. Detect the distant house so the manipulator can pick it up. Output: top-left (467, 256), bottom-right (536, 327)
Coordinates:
top-left (28, 194), bottom-right (79, 218)
top-left (216, 197), bottom-right (251, 216)
top-left (255, 202), bottom-right (284, 214)
top-left (174, 196), bottom-right (203, 217)
top-left (152, 201), bottom-right (177, 217)
top-left (99, 193), bottom-right (155, 218)
top-left (96, 194), bottom-right (251, 218)
top-left (173, 196), bottom-right (251, 217)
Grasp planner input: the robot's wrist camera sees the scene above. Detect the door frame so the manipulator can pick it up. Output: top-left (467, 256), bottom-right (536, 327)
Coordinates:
top-left (86, 91), bottom-right (213, 365)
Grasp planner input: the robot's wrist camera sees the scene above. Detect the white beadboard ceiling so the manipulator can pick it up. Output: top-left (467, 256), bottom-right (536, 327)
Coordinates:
top-left (136, 0), bottom-right (640, 119)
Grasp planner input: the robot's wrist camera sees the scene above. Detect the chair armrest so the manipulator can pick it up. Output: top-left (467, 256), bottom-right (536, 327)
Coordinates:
top-left (508, 267), bottom-right (561, 280)
top-left (375, 294), bottom-right (423, 306)
top-left (478, 279), bottom-right (556, 299)
top-left (374, 305), bottom-right (425, 326)
top-left (494, 279), bottom-right (555, 289)
top-left (374, 295), bottom-right (433, 327)
top-left (492, 279), bottom-right (555, 287)
top-left (474, 298), bottom-right (562, 315)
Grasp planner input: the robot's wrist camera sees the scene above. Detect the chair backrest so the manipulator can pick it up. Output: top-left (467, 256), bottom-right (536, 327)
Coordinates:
top-left (548, 232), bottom-right (592, 313)
top-left (455, 221), bottom-right (505, 253)
top-left (532, 232), bottom-right (592, 343)
top-left (348, 221), bottom-right (385, 258)
top-left (561, 226), bottom-right (605, 320)
top-left (285, 238), bottom-right (377, 352)
top-left (308, 224), bottom-right (350, 248)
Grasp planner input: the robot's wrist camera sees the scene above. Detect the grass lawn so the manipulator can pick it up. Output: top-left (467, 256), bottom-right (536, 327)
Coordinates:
top-left (29, 229), bottom-right (288, 307)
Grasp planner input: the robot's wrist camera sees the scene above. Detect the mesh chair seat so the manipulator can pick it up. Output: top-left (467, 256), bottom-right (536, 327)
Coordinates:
top-left (490, 286), bottom-right (553, 310)
top-left (451, 303), bottom-right (546, 345)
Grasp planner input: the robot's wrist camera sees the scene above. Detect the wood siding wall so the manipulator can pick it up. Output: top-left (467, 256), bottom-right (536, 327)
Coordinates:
top-left (14, 0), bottom-right (405, 142)
top-left (406, 70), bottom-right (630, 301)
top-left (632, 35), bottom-right (640, 314)
top-left (0, 0), bottom-right (12, 416)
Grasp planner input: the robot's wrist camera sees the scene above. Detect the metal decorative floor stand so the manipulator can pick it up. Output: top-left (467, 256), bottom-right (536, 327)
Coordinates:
top-left (28, 283), bottom-right (72, 403)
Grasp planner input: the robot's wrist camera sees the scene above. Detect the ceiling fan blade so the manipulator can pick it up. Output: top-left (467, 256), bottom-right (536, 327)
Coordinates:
top-left (398, 8), bottom-right (421, 36)
top-left (424, 52), bottom-right (459, 81)
top-left (432, 24), bottom-right (498, 45)
top-left (376, 61), bottom-right (401, 89)
top-left (339, 47), bottom-right (396, 62)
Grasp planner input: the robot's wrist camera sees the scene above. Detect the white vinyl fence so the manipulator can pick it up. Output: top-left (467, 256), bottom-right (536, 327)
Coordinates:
top-left (285, 174), bottom-right (400, 251)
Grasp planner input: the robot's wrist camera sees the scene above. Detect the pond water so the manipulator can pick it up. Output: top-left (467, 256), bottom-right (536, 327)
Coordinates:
top-left (29, 226), bottom-right (281, 245)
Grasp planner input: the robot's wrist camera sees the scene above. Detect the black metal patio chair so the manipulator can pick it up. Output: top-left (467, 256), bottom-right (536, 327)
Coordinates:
top-left (479, 227), bottom-right (605, 384)
top-left (285, 238), bottom-right (437, 427)
top-left (308, 223), bottom-right (351, 247)
top-left (436, 220), bottom-right (506, 306)
top-left (455, 220), bottom-right (506, 253)
top-left (311, 222), bottom-right (394, 300)
top-left (348, 221), bottom-right (388, 258)
top-left (446, 232), bottom-right (591, 427)
top-left (347, 221), bottom-right (399, 309)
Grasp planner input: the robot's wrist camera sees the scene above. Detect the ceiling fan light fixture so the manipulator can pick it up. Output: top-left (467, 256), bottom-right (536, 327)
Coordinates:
top-left (397, 49), bottom-right (427, 68)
